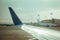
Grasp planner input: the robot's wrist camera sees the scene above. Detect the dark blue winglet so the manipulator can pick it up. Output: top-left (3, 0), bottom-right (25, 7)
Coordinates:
top-left (8, 7), bottom-right (23, 25)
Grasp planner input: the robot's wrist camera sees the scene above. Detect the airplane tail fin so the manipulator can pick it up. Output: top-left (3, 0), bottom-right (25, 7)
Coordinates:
top-left (8, 7), bottom-right (23, 25)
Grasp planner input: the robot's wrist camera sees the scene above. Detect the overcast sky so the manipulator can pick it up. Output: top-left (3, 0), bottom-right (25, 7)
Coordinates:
top-left (0, 0), bottom-right (60, 24)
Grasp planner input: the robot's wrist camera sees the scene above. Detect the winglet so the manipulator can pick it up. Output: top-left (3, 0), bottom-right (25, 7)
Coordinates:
top-left (8, 7), bottom-right (23, 25)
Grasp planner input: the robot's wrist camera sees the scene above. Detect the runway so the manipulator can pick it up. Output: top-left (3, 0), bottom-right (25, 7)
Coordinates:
top-left (0, 25), bottom-right (60, 40)
top-left (0, 26), bottom-right (33, 40)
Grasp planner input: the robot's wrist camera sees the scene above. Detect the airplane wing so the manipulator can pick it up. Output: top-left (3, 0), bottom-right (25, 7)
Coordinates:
top-left (9, 7), bottom-right (60, 40)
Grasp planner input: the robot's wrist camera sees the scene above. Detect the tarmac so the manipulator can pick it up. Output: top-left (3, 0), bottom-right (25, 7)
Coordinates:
top-left (0, 26), bottom-right (33, 40)
top-left (0, 25), bottom-right (60, 40)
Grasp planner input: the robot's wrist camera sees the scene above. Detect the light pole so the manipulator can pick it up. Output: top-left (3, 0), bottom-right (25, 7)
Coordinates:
top-left (37, 14), bottom-right (40, 24)
top-left (50, 13), bottom-right (53, 19)
top-left (50, 13), bottom-right (55, 23)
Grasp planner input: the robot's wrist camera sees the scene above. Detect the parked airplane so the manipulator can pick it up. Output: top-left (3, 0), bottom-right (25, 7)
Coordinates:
top-left (9, 7), bottom-right (60, 40)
